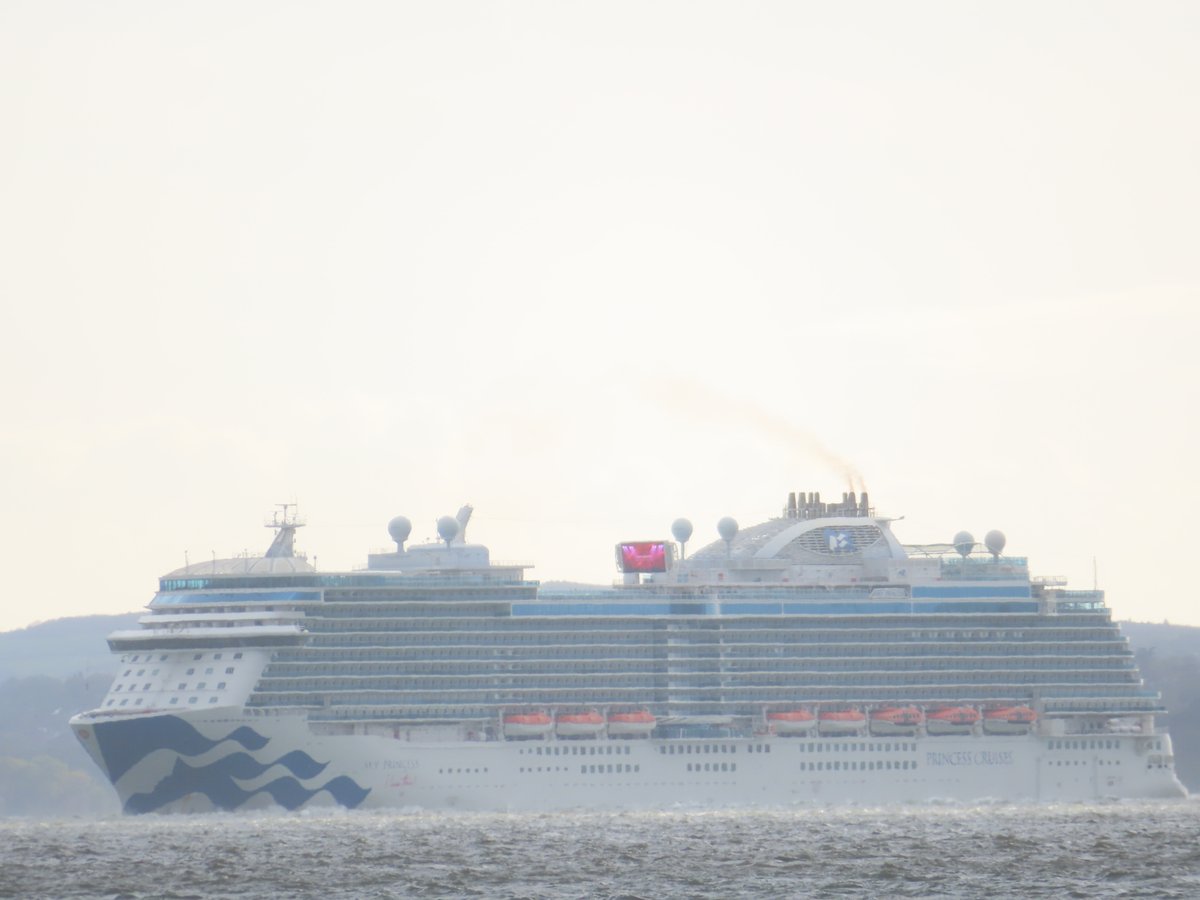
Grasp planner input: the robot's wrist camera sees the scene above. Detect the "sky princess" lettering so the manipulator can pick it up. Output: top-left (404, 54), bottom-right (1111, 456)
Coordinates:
top-left (924, 750), bottom-right (1014, 767)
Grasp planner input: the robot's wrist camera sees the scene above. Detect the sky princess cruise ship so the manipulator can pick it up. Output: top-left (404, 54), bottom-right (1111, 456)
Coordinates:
top-left (71, 493), bottom-right (1187, 813)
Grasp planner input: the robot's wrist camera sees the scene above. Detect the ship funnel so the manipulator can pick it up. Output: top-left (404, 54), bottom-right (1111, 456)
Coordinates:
top-left (455, 505), bottom-right (473, 544)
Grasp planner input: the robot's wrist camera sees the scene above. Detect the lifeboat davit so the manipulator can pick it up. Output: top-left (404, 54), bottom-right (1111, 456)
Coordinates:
top-left (607, 709), bottom-right (656, 737)
top-left (766, 708), bottom-right (817, 736)
top-left (555, 709), bottom-right (605, 738)
top-left (869, 705), bottom-right (922, 736)
top-left (817, 708), bottom-right (866, 736)
top-left (925, 706), bottom-right (980, 736)
top-left (983, 705), bottom-right (1037, 734)
top-left (503, 711), bottom-right (553, 739)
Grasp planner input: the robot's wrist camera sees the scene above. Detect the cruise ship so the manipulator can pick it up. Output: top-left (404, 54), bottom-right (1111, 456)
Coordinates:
top-left (70, 493), bottom-right (1187, 812)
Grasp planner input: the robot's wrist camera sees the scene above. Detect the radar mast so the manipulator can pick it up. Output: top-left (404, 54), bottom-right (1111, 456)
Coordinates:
top-left (265, 503), bottom-right (305, 558)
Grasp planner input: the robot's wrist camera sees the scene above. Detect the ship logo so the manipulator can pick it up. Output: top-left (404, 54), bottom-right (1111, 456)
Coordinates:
top-left (824, 529), bottom-right (856, 552)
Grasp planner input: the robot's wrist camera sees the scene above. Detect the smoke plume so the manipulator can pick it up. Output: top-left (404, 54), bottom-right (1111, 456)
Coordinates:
top-left (661, 379), bottom-right (867, 493)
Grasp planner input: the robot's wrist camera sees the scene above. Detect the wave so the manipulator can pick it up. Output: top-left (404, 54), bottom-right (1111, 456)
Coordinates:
top-left (124, 755), bottom-right (370, 813)
top-left (94, 714), bottom-right (270, 781)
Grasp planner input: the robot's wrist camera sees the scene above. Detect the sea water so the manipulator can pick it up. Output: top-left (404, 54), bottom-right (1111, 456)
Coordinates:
top-left (3, 801), bottom-right (1199, 899)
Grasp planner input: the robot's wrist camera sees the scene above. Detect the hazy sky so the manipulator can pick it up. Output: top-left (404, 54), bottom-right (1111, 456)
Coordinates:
top-left (2, 3), bottom-right (1198, 633)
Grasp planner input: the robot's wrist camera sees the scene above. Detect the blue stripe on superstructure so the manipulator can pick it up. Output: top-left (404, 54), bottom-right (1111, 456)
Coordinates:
top-left (152, 590), bottom-right (322, 605)
top-left (512, 603), bottom-right (716, 616)
top-left (911, 586), bottom-right (1032, 599)
top-left (718, 603), bottom-right (784, 615)
top-left (512, 600), bottom-right (1040, 616)
top-left (779, 601), bottom-right (1040, 614)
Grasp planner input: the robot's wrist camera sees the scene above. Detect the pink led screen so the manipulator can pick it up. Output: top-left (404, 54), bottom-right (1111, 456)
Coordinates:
top-left (618, 541), bottom-right (668, 573)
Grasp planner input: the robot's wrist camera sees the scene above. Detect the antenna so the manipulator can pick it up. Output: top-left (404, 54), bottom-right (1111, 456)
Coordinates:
top-left (717, 517), bottom-right (738, 559)
top-left (953, 531), bottom-right (975, 558)
top-left (672, 518), bottom-right (693, 559)
top-left (265, 503), bottom-right (305, 558)
top-left (436, 515), bottom-right (460, 548)
top-left (388, 516), bottom-right (413, 551)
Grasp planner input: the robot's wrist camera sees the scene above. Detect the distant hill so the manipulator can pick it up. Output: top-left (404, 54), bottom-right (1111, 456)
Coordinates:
top-left (1117, 621), bottom-right (1200, 792)
top-left (0, 613), bottom-right (140, 680)
top-left (1118, 620), bottom-right (1200, 657)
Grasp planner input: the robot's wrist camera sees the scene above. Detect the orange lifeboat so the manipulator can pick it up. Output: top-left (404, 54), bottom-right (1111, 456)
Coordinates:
top-left (503, 710), bottom-right (553, 739)
top-left (817, 708), bottom-right (866, 736)
top-left (983, 705), bottom-right (1036, 734)
top-left (925, 706), bottom-right (980, 736)
top-left (607, 709), bottom-right (656, 738)
top-left (555, 709), bottom-right (605, 738)
top-left (869, 705), bottom-right (922, 736)
top-left (766, 708), bottom-right (817, 736)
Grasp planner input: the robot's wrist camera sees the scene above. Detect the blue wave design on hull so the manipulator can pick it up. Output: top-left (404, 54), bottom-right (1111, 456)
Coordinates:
top-left (94, 715), bottom-right (269, 781)
top-left (125, 756), bottom-right (371, 813)
top-left (147, 749), bottom-right (330, 782)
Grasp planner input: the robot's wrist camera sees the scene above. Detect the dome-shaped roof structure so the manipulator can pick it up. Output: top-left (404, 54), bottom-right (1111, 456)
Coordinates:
top-left (163, 554), bottom-right (315, 578)
top-left (688, 515), bottom-right (904, 566)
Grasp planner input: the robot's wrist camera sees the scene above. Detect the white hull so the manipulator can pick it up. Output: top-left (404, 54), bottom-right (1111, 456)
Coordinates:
top-left (71, 709), bottom-right (1187, 814)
